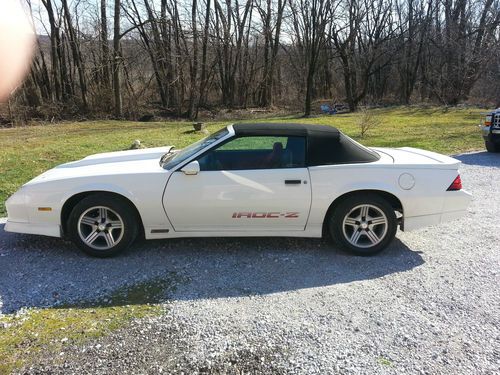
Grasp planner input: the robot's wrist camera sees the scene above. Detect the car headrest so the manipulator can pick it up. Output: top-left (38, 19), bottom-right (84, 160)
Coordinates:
top-left (272, 142), bottom-right (283, 152)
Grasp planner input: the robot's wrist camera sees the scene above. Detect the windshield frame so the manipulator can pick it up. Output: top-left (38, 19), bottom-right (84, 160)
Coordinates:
top-left (160, 126), bottom-right (232, 170)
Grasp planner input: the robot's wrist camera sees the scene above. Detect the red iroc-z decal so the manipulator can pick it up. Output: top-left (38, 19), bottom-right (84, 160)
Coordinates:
top-left (232, 212), bottom-right (300, 219)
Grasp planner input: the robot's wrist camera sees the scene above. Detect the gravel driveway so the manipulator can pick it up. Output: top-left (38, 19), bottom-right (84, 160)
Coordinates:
top-left (1, 151), bottom-right (499, 374)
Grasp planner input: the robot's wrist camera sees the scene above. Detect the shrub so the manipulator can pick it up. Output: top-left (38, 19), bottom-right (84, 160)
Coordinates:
top-left (357, 109), bottom-right (381, 138)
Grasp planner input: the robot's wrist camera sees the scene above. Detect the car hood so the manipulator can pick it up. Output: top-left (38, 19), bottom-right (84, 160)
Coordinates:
top-left (25, 146), bottom-right (174, 185)
top-left (63, 146), bottom-right (174, 167)
top-left (372, 147), bottom-right (461, 169)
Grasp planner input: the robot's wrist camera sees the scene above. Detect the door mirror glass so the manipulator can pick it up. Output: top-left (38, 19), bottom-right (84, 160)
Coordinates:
top-left (181, 160), bottom-right (200, 175)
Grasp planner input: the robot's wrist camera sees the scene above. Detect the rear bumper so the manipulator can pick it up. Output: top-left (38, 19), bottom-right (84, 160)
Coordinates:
top-left (403, 190), bottom-right (472, 231)
top-left (4, 220), bottom-right (61, 238)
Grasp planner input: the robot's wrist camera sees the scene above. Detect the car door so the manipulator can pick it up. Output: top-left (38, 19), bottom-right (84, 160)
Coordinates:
top-left (163, 135), bottom-right (312, 232)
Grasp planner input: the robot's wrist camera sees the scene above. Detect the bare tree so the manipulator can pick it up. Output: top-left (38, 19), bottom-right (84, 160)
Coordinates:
top-left (113, 0), bottom-right (122, 117)
top-left (100, 0), bottom-right (112, 99)
top-left (188, 0), bottom-right (199, 119)
top-left (257, 0), bottom-right (287, 107)
top-left (197, 0), bottom-right (212, 115)
top-left (290, 0), bottom-right (333, 116)
top-left (329, 0), bottom-right (396, 111)
top-left (395, 0), bottom-right (433, 103)
top-left (12, 0), bottom-right (500, 123)
top-left (61, 0), bottom-right (88, 110)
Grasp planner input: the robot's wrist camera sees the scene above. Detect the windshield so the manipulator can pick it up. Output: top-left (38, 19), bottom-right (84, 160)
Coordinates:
top-left (160, 127), bottom-right (229, 169)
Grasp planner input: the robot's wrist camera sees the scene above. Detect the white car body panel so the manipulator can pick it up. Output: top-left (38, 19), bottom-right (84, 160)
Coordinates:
top-left (5, 151), bottom-right (174, 238)
top-left (4, 125), bottom-right (472, 242)
top-left (164, 168), bottom-right (311, 231)
top-left (307, 165), bottom-right (469, 232)
top-left (374, 147), bottom-right (461, 167)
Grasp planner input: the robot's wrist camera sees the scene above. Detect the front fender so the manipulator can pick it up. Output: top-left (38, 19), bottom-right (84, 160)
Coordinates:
top-left (59, 182), bottom-right (139, 209)
top-left (18, 179), bottom-right (140, 229)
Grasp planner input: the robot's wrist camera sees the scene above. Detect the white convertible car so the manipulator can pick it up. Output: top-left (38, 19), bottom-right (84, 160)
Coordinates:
top-left (5, 123), bottom-right (471, 257)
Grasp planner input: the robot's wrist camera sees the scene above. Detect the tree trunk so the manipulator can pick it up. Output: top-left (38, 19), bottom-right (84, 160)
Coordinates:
top-left (42, 0), bottom-right (62, 102)
top-left (113, 0), bottom-right (122, 117)
top-left (142, 0), bottom-right (169, 107)
top-left (197, 0), bottom-right (211, 115)
top-left (188, 0), bottom-right (199, 119)
top-left (100, 0), bottom-right (111, 94)
top-left (304, 63), bottom-right (315, 116)
top-left (62, 0), bottom-right (88, 111)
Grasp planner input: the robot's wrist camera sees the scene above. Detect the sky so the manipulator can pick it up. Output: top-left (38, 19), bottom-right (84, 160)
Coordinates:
top-left (25, 0), bottom-right (49, 34)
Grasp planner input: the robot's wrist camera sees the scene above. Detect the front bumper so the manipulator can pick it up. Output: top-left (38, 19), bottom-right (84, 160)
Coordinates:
top-left (4, 220), bottom-right (61, 237)
top-left (481, 126), bottom-right (500, 143)
top-left (4, 188), bottom-right (62, 238)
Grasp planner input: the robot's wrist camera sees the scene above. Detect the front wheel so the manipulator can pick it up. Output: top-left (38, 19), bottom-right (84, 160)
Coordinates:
top-left (67, 194), bottom-right (138, 257)
top-left (328, 194), bottom-right (397, 256)
top-left (485, 140), bottom-right (500, 153)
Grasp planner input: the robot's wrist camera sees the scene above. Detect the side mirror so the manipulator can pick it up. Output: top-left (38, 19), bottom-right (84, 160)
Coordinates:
top-left (181, 160), bottom-right (200, 175)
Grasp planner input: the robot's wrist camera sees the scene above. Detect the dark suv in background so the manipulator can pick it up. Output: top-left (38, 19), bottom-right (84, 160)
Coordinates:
top-left (481, 108), bottom-right (500, 152)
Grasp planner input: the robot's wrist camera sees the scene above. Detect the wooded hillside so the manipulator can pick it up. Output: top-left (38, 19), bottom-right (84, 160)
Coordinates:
top-left (7, 0), bottom-right (500, 122)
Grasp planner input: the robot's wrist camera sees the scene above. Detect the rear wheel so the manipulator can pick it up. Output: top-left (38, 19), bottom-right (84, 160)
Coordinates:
top-left (485, 140), bottom-right (500, 153)
top-left (328, 194), bottom-right (397, 256)
top-left (68, 194), bottom-right (138, 257)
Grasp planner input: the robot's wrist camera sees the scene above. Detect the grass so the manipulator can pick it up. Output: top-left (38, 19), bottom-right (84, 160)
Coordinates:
top-left (378, 356), bottom-right (393, 366)
top-left (0, 276), bottom-right (178, 374)
top-left (0, 106), bottom-right (484, 216)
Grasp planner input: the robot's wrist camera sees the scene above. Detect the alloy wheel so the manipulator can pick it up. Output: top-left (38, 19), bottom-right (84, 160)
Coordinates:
top-left (341, 204), bottom-right (388, 248)
top-left (77, 206), bottom-right (124, 250)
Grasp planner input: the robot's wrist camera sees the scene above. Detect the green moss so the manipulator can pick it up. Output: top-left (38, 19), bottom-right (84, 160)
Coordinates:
top-left (0, 305), bottom-right (160, 374)
top-left (378, 356), bottom-right (393, 366)
top-left (0, 107), bottom-right (485, 216)
top-left (108, 277), bottom-right (177, 306)
top-left (0, 276), bottom-right (179, 374)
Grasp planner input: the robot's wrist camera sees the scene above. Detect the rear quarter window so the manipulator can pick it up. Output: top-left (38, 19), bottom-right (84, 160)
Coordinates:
top-left (307, 133), bottom-right (380, 166)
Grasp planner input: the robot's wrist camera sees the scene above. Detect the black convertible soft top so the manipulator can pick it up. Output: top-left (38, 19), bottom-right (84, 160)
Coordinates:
top-left (233, 122), bottom-right (340, 138)
top-left (232, 122), bottom-right (380, 166)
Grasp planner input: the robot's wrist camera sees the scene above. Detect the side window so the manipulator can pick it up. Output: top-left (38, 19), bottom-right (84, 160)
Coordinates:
top-left (217, 136), bottom-right (288, 151)
top-left (197, 136), bottom-right (306, 171)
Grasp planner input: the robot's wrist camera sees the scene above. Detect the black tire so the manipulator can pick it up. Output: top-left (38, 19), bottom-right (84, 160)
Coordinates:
top-left (328, 193), bottom-right (397, 256)
top-left (485, 140), bottom-right (500, 153)
top-left (67, 193), bottom-right (138, 257)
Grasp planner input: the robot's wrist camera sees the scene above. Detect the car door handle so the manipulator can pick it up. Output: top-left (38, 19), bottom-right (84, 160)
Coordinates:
top-left (284, 179), bottom-right (302, 185)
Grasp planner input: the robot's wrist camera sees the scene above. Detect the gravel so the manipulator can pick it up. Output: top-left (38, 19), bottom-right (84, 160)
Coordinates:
top-left (1, 151), bottom-right (499, 374)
